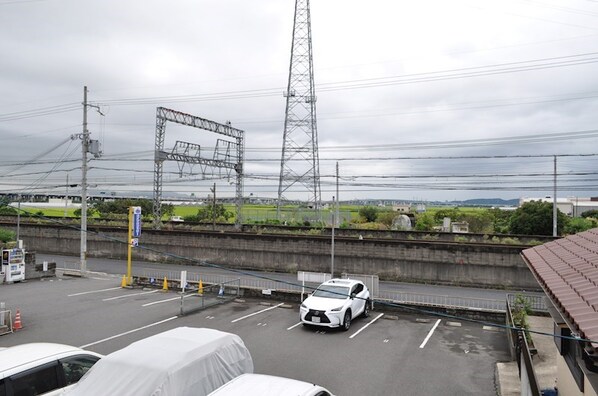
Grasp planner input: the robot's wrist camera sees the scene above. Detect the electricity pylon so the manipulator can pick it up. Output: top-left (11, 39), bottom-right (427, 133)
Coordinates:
top-left (277, 0), bottom-right (321, 219)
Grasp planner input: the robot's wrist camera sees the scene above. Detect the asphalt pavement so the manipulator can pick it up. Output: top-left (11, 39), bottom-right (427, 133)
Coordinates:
top-left (0, 273), bottom-right (510, 395)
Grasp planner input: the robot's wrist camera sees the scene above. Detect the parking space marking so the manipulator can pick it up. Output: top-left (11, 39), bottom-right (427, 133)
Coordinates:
top-left (349, 313), bottom-right (384, 339)
top-left (68, 287), bottom-right (122, 297)
top-left (287, 322), bottom-right (303, 330)
top-left (231, 303), bottom-right (284, 323)
top-left (419, 319), bottom-right (441, 349)
top-left (142, 296), bottom-right (179, 307)
top-left (102, 290), bottom-right (158, 301)
top-left (79, 316), bottom-right (178, 348)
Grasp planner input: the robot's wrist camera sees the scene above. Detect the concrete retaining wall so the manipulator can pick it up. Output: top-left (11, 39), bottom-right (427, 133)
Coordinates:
top-left (6, 222), bottom-right (538, 289)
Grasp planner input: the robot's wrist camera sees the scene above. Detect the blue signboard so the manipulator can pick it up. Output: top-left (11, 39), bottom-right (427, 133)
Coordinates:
top-left (132, 206), bottom-right (142, 237)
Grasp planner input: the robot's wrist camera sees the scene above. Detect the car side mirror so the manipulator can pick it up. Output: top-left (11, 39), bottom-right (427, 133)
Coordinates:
top-left (350, 293), bottom-right (356, 299)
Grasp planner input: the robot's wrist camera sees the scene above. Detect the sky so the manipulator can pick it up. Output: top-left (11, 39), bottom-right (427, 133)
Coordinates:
top-left (1, 0), bottom-right (598, 203)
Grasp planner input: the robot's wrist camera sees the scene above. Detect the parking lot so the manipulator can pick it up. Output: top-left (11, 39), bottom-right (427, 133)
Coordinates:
top-left (0, 275), bottom-right (509, 395)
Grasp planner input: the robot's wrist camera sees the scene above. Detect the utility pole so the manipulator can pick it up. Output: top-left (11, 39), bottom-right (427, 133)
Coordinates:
top-left (211, 183), bottom-right (216, 230)
top-left (16, 195), bottom-right (20, 243)
top-left (335, 162), bottom-right (339, 227)
top-left (553, 155), bottom-right (557, 237)
top-left (64, 173), bottom-right (69, 218)
top-left (331, 195), bottom-right (335, 278)
top-left (81, 86), bottom-right (89, 274)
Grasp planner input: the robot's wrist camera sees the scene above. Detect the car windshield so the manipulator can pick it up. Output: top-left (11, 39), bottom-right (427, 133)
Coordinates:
top-left (312, 285), bottom-right (350, 299)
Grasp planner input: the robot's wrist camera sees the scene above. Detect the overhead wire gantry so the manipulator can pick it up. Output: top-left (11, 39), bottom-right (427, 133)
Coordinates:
top-left (153, 107), bottom-right (244, 229)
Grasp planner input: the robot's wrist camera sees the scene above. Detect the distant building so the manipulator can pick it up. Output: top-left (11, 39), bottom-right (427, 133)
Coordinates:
top-left (392, 204), bottom-right (411, 213)
top-left (451, 222), bottom-right (469, 234)
top-left (441, 217), bottom-right (469, 233)
top-left (520, 197), bottom-right (598, 217)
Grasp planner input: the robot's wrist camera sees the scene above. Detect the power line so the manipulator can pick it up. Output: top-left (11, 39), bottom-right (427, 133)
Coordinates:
top-left (0, 103), bottom-right (80, 122)
top-left (84, 52), bottom-right (598, 107)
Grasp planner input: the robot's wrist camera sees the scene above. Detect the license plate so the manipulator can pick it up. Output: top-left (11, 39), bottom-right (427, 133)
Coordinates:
top-left (312, 317), bottom-right (320, 323)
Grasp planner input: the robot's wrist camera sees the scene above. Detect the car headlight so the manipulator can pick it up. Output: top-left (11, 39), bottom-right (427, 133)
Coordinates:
top-left (301, 303), bottom-right (307, 309)
top-left (331, 306), bottom-right (343, 312)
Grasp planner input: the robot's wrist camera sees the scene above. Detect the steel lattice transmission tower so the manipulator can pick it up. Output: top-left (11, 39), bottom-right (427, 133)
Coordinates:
top-left (277, 0), bottom-right (321, 217)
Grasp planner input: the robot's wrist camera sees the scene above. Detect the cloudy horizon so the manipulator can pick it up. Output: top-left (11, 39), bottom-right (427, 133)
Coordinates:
top-left (1, 0), bottom-right (598, 203)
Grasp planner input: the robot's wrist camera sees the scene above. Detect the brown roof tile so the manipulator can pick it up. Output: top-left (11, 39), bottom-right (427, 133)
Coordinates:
top-left (522, 228), bottom-right (598, 343)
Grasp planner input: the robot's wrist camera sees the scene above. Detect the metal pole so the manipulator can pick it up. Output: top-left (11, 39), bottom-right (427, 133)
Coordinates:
top-left (331, 195), bottom-right (335, 278)
top-left (16, 196), bottom-right (20, 243)
top-left (64, 173), bottom-right (69, 218)
top-left (335, 161), bottom-right (339, 227)
top-left (553, 155), bottom-right (557, 237)
top-left (127, 206), bottom-right (133, 285)
top-left (81, 86), bottom-right (88, 273)
top-left (212, 183), bottom-right (216, 230)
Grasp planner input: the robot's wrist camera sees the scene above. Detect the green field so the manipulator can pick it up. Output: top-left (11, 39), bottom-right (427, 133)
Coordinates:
top-left (18, 203), bottom-right (492, 224)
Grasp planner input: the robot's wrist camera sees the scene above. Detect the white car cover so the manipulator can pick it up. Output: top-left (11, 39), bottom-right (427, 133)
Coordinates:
top-left (65, 327), bottom-right (253, 396)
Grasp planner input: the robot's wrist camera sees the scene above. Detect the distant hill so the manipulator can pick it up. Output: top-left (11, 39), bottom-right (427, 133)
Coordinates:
top-left (453, 198), bottom-right (519, 207)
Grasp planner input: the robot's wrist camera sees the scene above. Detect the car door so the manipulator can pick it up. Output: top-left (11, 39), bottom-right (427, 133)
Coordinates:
top-left (350, 284), bottom-right (365, 318)
top-left (6, 361), bottom-right (62, 396)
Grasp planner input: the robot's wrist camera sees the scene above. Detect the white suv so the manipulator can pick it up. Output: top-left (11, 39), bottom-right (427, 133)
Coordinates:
top-left (300, 279), bottom-right (371, 331)
top-left (208, 373), bottom-right (334, 396)
top-left (0, 343), bottom-right (102, 396)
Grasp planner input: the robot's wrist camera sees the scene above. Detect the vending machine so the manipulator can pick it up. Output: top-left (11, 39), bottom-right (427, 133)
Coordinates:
top-left (1, 248), bottom-right (26, 283)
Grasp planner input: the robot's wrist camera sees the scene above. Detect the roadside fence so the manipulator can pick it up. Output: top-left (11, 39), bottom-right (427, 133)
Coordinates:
top-left (0, 309), bottom-right (13, 336)
top-left (179, 279), bottom-right (241, 316)
top-left (137, 269), bottom-right (306, 294)
top-left (506, 295), bottom-right (541, 396)
top-left (132, 268), bottom-right (546, 315)
top-left (378, 290), bottom-right (506, 312)
top-left (507, 293), bottom-right (547, 314)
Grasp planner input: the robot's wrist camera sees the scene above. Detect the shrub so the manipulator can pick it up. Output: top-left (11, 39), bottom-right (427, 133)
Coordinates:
top-left (0, 228), bottom-right (14, 243)
top-left (358, 206), bottom-right (379, 222)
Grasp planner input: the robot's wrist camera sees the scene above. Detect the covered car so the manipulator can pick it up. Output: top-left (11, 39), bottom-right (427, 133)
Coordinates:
top-left (64, 327), bottom-right (253, 396)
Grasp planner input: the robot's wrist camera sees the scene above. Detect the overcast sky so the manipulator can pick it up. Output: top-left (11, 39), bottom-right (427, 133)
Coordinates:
top-left (1, 0), bottom-right (598, 203)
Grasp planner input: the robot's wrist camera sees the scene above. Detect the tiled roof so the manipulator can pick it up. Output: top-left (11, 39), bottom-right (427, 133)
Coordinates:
top-left (522, 228), bottom-right (598, 346)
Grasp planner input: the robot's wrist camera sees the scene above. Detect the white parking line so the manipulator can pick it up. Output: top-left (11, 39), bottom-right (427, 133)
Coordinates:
top-left (231, 303), bottom-right (284, 323)
top-left (79, 316), bottom-right (178, 349)
top-left (419, 319), bottom-right (441, 348)
top-left (102, 290), bottom-right (158, 301)
top-left (287, 322), bottom-right (303, 330)
top-left (142, 297), bottom-right (180, 307)
top-left (68, 287), bottom-right (122, 297)
top-left (349, 313), bottom-right (384, 339)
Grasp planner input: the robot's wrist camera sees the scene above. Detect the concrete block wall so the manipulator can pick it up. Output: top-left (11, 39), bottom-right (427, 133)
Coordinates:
top-left (10, 223), bottom-right (538, 289)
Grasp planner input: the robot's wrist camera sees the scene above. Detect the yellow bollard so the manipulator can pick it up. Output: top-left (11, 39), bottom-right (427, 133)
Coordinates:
top-left (162, 276), bottom-right (169, 291)
top-left (121, 275), bottom-right (127, 288)
top-left (198, 279), bottom-right (203, 295)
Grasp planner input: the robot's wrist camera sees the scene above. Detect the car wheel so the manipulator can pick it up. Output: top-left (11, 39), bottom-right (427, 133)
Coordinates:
top-left (342, 310), bottom-right (352, 331)
top-left (362, 299), bottom-right (370, 318)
